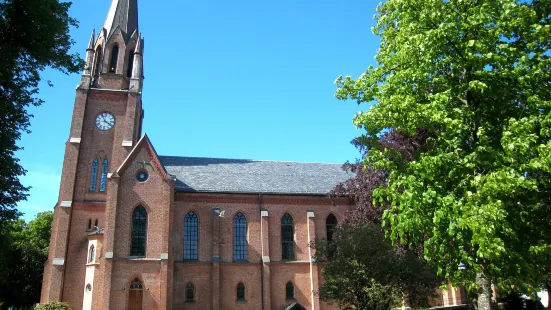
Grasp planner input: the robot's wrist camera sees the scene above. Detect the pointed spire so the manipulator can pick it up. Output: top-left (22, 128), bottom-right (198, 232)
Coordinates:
top-left (87, 29), bottom-right (95, 51)
top-left (103, 0), bottom-right (139, 42)
top-left (134, 34), bottom-right (143, 55)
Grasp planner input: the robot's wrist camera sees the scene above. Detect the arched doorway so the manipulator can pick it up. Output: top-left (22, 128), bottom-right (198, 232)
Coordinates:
top-left (128, 279), bottom-right (143, 310)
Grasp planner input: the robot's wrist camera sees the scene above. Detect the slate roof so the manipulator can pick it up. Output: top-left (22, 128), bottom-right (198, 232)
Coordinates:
top-left (158, 156), bottom-right (353, 195)
top-left (103, 0), bottom-right (139, 42)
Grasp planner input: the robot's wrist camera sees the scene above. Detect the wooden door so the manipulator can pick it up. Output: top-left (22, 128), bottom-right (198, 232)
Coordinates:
top-left (128, 288), bottom-right (143, 310)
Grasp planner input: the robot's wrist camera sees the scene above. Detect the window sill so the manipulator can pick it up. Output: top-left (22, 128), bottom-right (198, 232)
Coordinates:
top-left (184, 300), bottom-right (195, 303)
top-left (236, 299), bottom-right (247, 303)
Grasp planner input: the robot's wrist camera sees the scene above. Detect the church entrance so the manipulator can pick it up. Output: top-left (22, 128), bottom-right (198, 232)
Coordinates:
top-left (128, 280), bottom-right (143, 310)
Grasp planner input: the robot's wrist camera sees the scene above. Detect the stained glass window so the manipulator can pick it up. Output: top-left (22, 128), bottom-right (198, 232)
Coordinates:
top-left (236, 283), bottom-right (245, 300)
top-left (326, 214), bottom-right (337, 241)
top-left (233, 212), bottom-right (247, 261)
top-left (184, 211), bottom-right (198, 260)
top-left (130, 206), bottom-right (147, 257)
top-left (281, 213), bottom-right (295, 260)
top-left (286, 282), bottom-right (294, 300)
top-left (130, 280), bottom-right (143, 290)
top-left (185, 282), bottom-right (195, 302)
top-left (99, 158), bottom-right (108, 192)
top-left (89, 159), bottom-right (98, 191)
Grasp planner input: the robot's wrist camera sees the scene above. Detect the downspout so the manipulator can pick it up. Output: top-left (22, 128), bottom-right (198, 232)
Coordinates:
top-left (258, 193), bottom-right (264, 310)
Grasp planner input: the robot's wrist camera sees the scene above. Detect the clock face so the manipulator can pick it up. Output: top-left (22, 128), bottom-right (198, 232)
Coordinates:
top-left (95, 112), bottom-right (115, 131)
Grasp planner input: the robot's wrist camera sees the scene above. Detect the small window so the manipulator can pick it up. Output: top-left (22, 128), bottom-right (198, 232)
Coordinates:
top-left (89, 159), bottom-right (99, 192)
top-left (99, 158), bottom-right (108, 192)
top-left (88, 245), bottom-right (95, 263)
top-left (87, 219), bottom-right (92, 230)
top-left (285, 282), bottom-right (294, 300)
top-left (109, 45), bottom-right (119, 73)
top-left (281, 213), bottom-right (295, 260)
top-left (130, 280), bottom-right (143, 290)
top-left (94, 219), bottom-right (99, 228)
top-left (185, 282), bottom-right (195, 302)
top-left (326, 214), bottom-right (337, 241)
top-left (136, 170), bottom-right (149, 182)
top-left (86, 284), bottom-right (92, 292)
top-left (236, 283), bottom-right (245, 301)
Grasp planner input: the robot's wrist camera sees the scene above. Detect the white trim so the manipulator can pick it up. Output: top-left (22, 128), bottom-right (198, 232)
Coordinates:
top-left (105, 252), bottom-right (114, 259)
top-left (69, 137), bottom-right (81, 144)
top-left (107, 173), bottom-right (113, 179)
top-left (262, 256), bottom-right (270, 263)
top-left (160, 253), bottom-right (169, 260)
top-left (122, 140), bottom-right (133, 147)
top-left (261, 210), bottom-right (268, 217)
top-left (60, 201), bottom-right (72, 208)
top-left (307, 211), bottom-right (315, 218)
top-left (53, 258), bottom-right (65, 266)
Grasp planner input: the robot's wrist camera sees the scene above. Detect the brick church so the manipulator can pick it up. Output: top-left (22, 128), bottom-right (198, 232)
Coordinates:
top-left (40, 0), bottom-right (465, 309)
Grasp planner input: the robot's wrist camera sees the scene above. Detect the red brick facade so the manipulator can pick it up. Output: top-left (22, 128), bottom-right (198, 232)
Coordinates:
top-left (40, 1), bottom-right (466, 309)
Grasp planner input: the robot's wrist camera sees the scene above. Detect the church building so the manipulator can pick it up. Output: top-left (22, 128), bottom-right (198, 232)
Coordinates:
top-left (40, 0), bottom-right (465, 309)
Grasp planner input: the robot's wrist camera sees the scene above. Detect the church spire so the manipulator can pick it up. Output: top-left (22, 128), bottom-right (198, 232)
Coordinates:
top-left (103, 0), bottom-right (139, 42)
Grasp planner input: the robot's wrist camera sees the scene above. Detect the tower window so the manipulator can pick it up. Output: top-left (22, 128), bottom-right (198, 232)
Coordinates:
top-left (184, 211), bottom-right (198, 260)
top-left (285, 282), bottom-right (294, 300)
top-left (185, 282), bottom-right (195, 302)
top-left (99, 158), bottom-right (108, 192)
top-left (127, 52), bottom-right (135, 78)
top-left (236, 283), bottom-right (245, 301)
top-left (94, 219), bottom-right (99, 228)
top-left (130, 206), bottom-right (147, 257)
top-left (109, 45), bottom-right (119, 73)
top-left (281, 213), bottom-right (295, 260)
top-left (233, 212), bottom-right (247, 261)
top-left (87, 219), bottom-right (92, 230)
top-left (88, 245), bottom-right (95, 263)
top-left (326, 214), bottom-right (337, 241)
top-left (93, 47), bottom-right (102, 78)
top-left (89, 159), bottom-right (99, 192)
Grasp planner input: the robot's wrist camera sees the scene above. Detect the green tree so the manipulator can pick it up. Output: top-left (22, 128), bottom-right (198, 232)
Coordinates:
top-left (0, 0), bottom-right (83, 221)
top-left (314, 223), bottom-right (439, 310)
top-left (0, 211), bottom-right (54, 308)
top-left (335, 1), bottom-right (551, 309)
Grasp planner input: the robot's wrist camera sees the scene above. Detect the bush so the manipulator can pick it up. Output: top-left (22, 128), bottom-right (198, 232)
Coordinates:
top-left (35, 302), bottom-right (71, 310)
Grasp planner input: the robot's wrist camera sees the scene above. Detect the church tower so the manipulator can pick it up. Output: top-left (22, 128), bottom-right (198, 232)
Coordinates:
top-left (41, 0), bottom-right (145, 307)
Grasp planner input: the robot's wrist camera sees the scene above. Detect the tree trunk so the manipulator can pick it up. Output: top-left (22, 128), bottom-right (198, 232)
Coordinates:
top-left (476, 271), bottom-right (492, 310)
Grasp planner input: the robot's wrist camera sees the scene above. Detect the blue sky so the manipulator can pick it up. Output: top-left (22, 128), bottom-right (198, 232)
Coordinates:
top-left (15, 0), bottom-right (380, 221)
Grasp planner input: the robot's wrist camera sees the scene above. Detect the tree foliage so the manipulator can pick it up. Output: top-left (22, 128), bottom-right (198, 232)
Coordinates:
top-left (0, 211), bottom-right (54, 308)
top-left (314, 223), bottom-right (439, 310)
top-left (35, 302), bottom-right (71, 310)
top-left (335, 0), bottom-right (551, 308)
top-left (0, 0), bottom-right (83, 222)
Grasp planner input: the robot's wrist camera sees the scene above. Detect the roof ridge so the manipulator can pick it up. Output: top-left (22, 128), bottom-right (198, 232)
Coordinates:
top-left (158, 155), bottom-right (344, 165)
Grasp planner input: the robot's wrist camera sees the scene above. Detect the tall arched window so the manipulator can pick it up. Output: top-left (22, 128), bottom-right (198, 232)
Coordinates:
top-left (94, 219), bottom-right (99, 228)
top-left (185, 282), bottom-right (195, 302)
top-left (89, 159), bottom-right (99, 191)
top-left (109, 45), bottom-right (119, 73)
top-left (127, 52), bottom-right (135, 78)
top-left (233, 212), bottom-right (247, 261)
top-left (88, 245), bottom-right (95, 263)
top-left (130, 206), bottom-right (147, 257)
top-left (236, 283), bottom-right (245, 300)
top-left (184, 211), bottom-right (198, 260)
top-left (99, 158), bottom-right (108, 192)
top-left (326, 214), bottom-right (337, 241)
top-left (281, 213), bottom-right (294, 260)
top-left (285, 282), bottom-right (294, 300)
top-left (87, 219), bottom-right (92, 230)
top-left (129, 280), bottom-right (143, 310)
top-left (93, 47), bottom-right (102, 79)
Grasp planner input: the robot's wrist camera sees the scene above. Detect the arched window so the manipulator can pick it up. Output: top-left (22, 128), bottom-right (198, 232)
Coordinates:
top-left (236, 283), bottom-right (245, 300)
top-left (233, 212), bottom-right (247, 261)
top-left (88, 245), bottom-right (95, 263)
top-left (87, 219), bottom-right (92, 230)
top-left (185, 282), bottom-right (195, 302)
top-left (94, 219), bottom-right (99, 228)
top-left (281, 213), bottom-right (294, 260)
top-left (109, 45), bottom-right (119, 73)
top-left (93, 47), bottom-right (102, 78)
top-left (89, 159), bottom-right (99, 191)
top-left (285, 282), bottom-right (294, 300)
top-left (99, 158), bottom-right (108, 192)
top-left (129, 280), bottom-right (143, 310)
top-left (130, 206), bottom-right (147, 257)
top-left (326, 214), bottom-right (337, 241)
top-left (127, 52), bottom-right (135, 78)
top-left (184, 211), bottom-right (198, 260)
